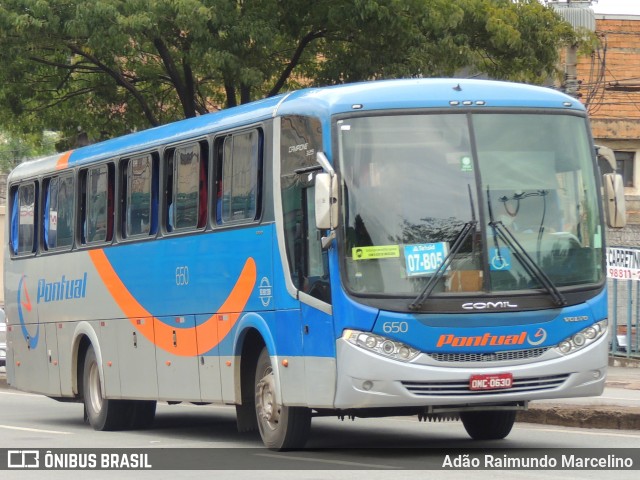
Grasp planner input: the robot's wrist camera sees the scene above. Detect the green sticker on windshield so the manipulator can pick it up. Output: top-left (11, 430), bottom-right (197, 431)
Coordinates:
top-left (460, 156), bottom-right (473, 172)
top-left (352, 245), bottom-right (400, 260)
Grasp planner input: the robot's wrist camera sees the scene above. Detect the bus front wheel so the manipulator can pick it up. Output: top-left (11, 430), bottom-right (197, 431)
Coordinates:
top-left (82, 346), bottom-right (129, 431)
top-left (460, 410), bottom-right (516, 440)
top-left (254, 347), bottom-right (311, 450)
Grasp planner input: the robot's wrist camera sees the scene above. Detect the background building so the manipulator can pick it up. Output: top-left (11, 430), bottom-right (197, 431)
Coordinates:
top-left (566, 6), bottom-right (640, 353)
top-left (576, 11), bottom-right (640, 244)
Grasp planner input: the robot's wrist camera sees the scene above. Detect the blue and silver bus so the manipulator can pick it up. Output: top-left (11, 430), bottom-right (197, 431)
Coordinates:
top-left (4, 79), bottom-right (621, 449)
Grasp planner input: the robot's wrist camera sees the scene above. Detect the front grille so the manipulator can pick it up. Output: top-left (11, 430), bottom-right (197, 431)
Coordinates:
top-left (428, 347), bottom-right (550, 363)
top-left (402, 373), bottom-right (569, 396)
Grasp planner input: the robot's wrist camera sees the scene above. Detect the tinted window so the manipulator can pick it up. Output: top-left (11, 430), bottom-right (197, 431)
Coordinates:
top-left (83, 165), bottom-right (114, 244)
top-left (11, 183), bottom-right (37, 255)
top-left (170, 143), bottom-right (207, 230)
top-left (217, 130), bottom-right (262, 224)
top-left (44, 174), bottom-right (74, 250)
top-left (124, 154), bottom-right (158, 237)
top-left (279, 115), bottom-right (329, 300)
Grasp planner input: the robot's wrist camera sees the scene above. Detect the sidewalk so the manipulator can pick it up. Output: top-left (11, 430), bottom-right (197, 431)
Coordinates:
top-left (1, 358), bottom-right (639, 431)
top-left (517, 357), bottom-right (640, 430)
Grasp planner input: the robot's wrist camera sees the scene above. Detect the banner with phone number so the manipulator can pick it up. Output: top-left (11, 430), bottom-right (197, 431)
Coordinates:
top-left (607, 247), bottom-right (640, 280)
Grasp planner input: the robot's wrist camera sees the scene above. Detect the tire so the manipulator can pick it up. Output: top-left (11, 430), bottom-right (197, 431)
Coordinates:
top-left (82, 346), bottom-right (130, 431)
top-left (128, 400), bottom-right (157, 429)
top-left (254, 347), bottom-right (311, 450)
top-left (460, 410), bottom-right (516, 440)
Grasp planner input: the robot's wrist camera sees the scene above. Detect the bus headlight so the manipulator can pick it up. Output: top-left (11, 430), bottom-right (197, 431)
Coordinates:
top-left (342, 329), bottom-right (420, 362)
top-left (554, 320), bottom-right (608, 356)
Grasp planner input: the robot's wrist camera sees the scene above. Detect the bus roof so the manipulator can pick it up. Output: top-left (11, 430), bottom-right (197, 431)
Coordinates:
top-left (8, 78), bottom-right (584, 182)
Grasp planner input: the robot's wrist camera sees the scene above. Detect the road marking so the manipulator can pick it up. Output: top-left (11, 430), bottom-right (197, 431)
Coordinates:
top-left (0, 390), bottom-right (42, 397)
top-left (0, 425), bottom-right (72, 435)
top-left (255, 453), bottom-right (401, 469)
top-left (524, 426), bottom-right (640, 438)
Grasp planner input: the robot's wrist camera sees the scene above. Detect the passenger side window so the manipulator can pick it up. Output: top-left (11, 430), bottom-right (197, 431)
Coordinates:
top-left (216, 130), bottom-right (262, 224)
top-left (10, 182), bottom-right (38, 255)
top-left (166, 142), bottom-right (208, 231)
top-left (121, 154), bottom-right (158, 238)
top-left (81, 164), bottom-right (114, 244)
top-left (43, 174), bottom-right (74, 251)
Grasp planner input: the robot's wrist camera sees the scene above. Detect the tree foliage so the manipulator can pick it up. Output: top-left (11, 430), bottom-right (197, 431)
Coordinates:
top-left (0, 130), bottom-right (59, 172)
top-left (0, 0), bottom-right (575, 145)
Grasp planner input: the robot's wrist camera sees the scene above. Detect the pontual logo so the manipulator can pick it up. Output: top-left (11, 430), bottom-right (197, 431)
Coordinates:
top-left (527, 327), bottom-right (547, 346)
top-left (436, 332), bottom-right (527, 348)
top-left (436, 328), bottom-right (548, 349)
top-left (37, 273), bottom-right (87, 304)
top-left (17, 275), bottom-right (39, 350)
top-left (461, 301), bottom-right (518, 310)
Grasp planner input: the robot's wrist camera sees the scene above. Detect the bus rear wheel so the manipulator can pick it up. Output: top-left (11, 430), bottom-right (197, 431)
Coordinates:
top-left (127, 400), bottom-right (157, 429)
top-left (82, 346), bottom-right (130, 431)
top-left (460, 410), bottom-right (516, 440)
top-left (254, 347), bottom-right (311, 450)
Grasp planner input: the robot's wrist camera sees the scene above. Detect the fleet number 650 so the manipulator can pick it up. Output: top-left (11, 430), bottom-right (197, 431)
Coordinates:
top-left (176, 266), bottom-right (190, 286)
top-left (382, 321), bottom-right (409, 334)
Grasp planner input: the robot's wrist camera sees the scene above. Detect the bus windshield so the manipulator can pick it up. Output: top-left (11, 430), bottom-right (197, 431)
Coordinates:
top-left (338, 112), bottom-right (603, 300)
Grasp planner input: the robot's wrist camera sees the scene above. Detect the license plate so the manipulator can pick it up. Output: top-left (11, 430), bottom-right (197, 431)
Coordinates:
top-left (469, 373), bottom-right (513, 391)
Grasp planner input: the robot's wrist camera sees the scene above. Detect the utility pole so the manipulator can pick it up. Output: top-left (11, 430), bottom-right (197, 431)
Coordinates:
top-left (547, 1), bottom-right (596, 97)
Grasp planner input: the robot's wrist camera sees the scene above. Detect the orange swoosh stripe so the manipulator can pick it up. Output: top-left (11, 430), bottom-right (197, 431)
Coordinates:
top-left (55, 151), bottom-right (73, 170)
top-left (22, 282), bottom-right (32, 312)
top-left (88, 249), bottom-right (256, 356)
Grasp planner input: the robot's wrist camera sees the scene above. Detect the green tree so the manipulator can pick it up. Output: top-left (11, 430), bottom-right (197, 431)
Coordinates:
top-left (0, 0), bottom-right (574, 144)
top-left (0, 130), bottom-right (59, 172)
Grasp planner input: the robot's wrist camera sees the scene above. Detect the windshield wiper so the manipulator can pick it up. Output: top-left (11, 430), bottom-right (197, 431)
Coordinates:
top-left (488, 220), bottom-right (567, 306)
top-left (408, 219), bottom-right (477, 311)
top-left (487, 187), bottom-right (567, 307)
top-left (409, 184), bottom-right (478, 311)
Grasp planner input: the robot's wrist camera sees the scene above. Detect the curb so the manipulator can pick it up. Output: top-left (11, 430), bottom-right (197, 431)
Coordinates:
top-left (610, 356), bottom-right (640, 368)
top-left (518, 404), bottom-right (640, 430)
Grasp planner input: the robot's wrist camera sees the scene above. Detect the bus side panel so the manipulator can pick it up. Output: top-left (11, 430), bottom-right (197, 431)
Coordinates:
top-left (273, 308), bottom-right (305, 405)
top-left (155, 314), bottom-right (201, 402)
top-left (5, 260), bottom-right (61, 396)
top-left (53, 321), bottom-right (72, 397)
top-left (44, 322), bottom-right (62, 396)
top-left (116, 316), bottom-right (159, 400)
top-left (300, 303), bottom-right (336, 408)
top-left (8, 319), bottom-right (60, 396)
top-left (98, 319), bottom-right (122, 398)
top-left (197, 310), bottom-right (223, 403)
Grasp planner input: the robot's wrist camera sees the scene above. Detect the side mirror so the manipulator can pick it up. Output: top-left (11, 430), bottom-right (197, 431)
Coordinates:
top-left (596, 145), bottom-right (617, 172)
top-left (603, 173), bottom-right (626, 228)
top-left (315, 172), bottom-right (339, 230)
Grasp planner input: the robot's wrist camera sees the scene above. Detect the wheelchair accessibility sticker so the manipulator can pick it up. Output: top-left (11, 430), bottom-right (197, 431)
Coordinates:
top-left (489, 247), bottom-right (512, 271)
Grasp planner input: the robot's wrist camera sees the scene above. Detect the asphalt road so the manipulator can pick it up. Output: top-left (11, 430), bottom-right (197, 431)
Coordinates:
top-left (0, 379), bottom-right (639, 479)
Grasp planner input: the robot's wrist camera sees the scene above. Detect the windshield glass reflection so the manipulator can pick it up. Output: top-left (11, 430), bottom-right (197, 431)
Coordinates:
top-left (338, 113), bottom-right (602, 299)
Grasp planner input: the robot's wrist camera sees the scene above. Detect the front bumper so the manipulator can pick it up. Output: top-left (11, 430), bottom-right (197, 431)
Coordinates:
top-left (333, 334), bottom-right (608, 409)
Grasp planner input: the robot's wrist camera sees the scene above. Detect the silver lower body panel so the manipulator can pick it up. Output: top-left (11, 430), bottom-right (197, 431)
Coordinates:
top-left (333, 335), bottom-right (607, 409)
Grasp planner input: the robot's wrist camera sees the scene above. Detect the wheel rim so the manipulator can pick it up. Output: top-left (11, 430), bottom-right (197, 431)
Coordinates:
top-left (256, 366), bottom-right (281, 432)
top-left (88, 360), bottom-right (103, 414)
